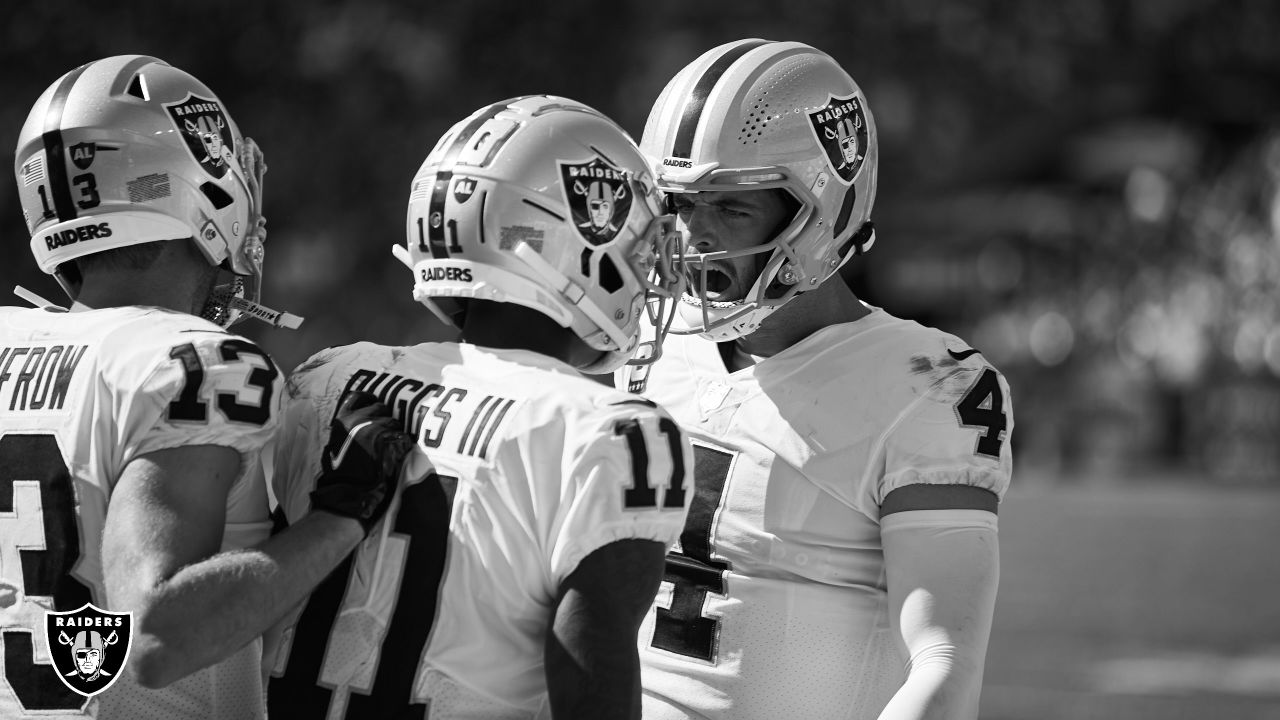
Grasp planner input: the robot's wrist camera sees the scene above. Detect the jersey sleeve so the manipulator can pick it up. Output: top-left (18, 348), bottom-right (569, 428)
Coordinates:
top-left (874, 360), bottom-right (1014, 507)
top-left (120, 331), bottom-right (282, 466)
top-left (547, 402), bottom-right (692, 586)
top-left (269, 346), bottom-right (353, 525)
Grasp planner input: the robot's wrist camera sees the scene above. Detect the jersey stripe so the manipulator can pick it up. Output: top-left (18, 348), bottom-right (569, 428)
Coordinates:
top-left (671, 40), bottom-right (769, 159)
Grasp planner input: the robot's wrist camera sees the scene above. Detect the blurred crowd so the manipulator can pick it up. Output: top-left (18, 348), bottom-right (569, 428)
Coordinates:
top-left (3, 0), bottom-right (1278, 484)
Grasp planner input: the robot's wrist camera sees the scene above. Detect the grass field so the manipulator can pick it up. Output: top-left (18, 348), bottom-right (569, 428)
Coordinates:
top-left (982, 479), bottom-right (1280, 719)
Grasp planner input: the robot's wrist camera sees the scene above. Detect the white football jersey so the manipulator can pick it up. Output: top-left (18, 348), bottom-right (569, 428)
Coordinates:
top-left (618, 306), bottom-right (1014, 720)
top-left (267, 341), bottom-right (692, 720)
top-left (0, 305), bottom-right (279, 720)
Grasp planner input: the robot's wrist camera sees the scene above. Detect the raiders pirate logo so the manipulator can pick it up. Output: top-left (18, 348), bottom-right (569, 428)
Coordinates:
top-left (807, 93), bottom-right (869, 184)
top-left (44, 604), bottom-right (133, 698)
top-left (559, 157), bottom-right (633, 246)
top-left (165, 94), bottom-right (235, 179)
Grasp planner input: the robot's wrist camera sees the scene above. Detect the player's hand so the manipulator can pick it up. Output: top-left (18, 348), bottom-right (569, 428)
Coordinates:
top-left (309, 391), bottom-right (414, 537)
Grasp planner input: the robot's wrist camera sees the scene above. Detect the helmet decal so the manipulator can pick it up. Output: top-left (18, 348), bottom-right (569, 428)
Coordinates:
top-left (452, 177), bottom-right (478, 204)
top-left (807, 93), bottom-right (869, 185)
top-left (164, 94), bottom-right (234, 178)
top-left (70, 142), bottom-right (98, 170)
top-left (559, 157), bottom-right (632, 246)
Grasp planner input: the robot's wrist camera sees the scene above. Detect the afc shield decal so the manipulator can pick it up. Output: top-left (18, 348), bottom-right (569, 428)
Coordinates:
top-left (164, 93), bottom-right (235, 179)
top-left (559, 157), bottom-right (633, 246)
top-left (70, 142), bottom-right (97, 170)
top-left (44, 604), bottom-right (133, 698)
top-left (807, 93), bottom-right (869, 185)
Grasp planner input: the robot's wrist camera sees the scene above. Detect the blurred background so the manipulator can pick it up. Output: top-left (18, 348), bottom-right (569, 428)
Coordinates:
top-left (2, 0), bottom-right (1278, 717)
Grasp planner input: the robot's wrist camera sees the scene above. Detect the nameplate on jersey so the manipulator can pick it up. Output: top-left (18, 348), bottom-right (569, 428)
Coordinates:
top-left (342, 369), bottom-right (519, 461)
top-left (0, 344), bottom-right (88, 412)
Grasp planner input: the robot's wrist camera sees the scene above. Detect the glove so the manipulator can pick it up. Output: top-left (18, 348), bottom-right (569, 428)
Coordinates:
top-left (309, 390), bottom-right (415, 537)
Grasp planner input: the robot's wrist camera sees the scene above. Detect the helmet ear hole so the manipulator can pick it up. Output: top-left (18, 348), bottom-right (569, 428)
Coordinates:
top-left (200, 182), bottom-right (234, 210)
top-left (598, 253), bottom-right (623, 293)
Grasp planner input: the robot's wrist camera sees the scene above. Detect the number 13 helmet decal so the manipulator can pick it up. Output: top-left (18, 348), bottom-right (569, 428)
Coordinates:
top-left (642, 39), bottom-right (879, 341)
top-left (405, 96), bottom-right (684, 374)
top-left (13, 55), bottom-right (298, 328)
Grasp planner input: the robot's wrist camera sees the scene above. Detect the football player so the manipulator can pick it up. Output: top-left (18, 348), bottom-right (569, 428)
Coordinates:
top-left (265, 96), bottom-right (691, 718)
top-left (620, 40), bottom-right (1015, 720)
top-left (1, 56), bottom-right (405, 719)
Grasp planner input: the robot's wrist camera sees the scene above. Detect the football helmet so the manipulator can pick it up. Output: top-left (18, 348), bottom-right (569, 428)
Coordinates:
top-left (13, 55), bottom-right (299, 328)
top-left (642, 39), bottom-right (878, 341)
top-left (404, 96), bottom-right (683, 373)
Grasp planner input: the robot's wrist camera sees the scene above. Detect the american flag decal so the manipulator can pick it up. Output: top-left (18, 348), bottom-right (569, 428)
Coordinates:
top-left (21, 156), bottom-right (45, 186)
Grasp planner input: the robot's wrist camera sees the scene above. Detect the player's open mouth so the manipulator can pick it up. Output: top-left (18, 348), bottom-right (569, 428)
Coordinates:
top-left (690, 267), bottom-right (734, 299)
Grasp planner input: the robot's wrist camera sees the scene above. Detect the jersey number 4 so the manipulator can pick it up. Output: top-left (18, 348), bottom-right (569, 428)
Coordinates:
top-left (955, 368), bottom-right (1008, 458)
top-left (650, 444), bottom-right (735, 663)
top-left (0, 434), bottom-right (92, 713)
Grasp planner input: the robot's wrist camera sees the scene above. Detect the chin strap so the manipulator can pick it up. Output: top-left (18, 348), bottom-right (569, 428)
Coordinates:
top-left (228, 296), bottom-right (304, 329)
top-left (13, 285), bottom-right (64, 310)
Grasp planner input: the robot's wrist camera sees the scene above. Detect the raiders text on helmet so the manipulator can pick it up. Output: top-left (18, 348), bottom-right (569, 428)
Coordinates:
top-left (403, 96), bottom-right (684, 373)
top-left (13, 55), bottom-right (299, 328)
top-left (642, 39), bottom-right (879, 340)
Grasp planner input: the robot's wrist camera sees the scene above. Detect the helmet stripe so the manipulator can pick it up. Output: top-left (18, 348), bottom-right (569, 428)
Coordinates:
top-left (40, 61), bottom-right (95, 223)
top-left (671, 39), bottom-right (770, 159)
top-left (425, 99), bottom-right (512, 259)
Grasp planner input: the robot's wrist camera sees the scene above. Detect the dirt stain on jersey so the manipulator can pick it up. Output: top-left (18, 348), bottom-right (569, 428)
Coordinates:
top-left (908, 352), bottom-right (974, 401)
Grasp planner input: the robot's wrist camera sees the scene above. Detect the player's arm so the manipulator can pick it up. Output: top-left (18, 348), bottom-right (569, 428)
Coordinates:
top-left (545, 538), bottom-right (667, 720)
top-left (875, 486), bottom-right (1000, 720)
top-left (103, 392), bottom-right (408, 689)
top-left (871, 355), bottom-right (1012, 720)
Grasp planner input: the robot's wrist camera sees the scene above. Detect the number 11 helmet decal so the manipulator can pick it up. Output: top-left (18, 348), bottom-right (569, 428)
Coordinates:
top-left (404, 96), bottom-right (684, 373)
top-left (642, 39), bottom-right (879, 341)
top-left (13, 55), bottom-right (300, 328)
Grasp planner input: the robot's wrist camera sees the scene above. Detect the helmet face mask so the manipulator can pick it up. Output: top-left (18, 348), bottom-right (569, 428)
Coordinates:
top-left (13, 55), bottom-right (297, 328)
top-left (641, 39), bottom-right (879, 341)
top-left (405, 96), bottom-right (684, 374)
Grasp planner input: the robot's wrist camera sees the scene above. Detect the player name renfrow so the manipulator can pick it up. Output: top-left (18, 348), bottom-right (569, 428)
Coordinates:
top-left (0, 344), bottom-right (87, 412)
top-left (342, 369), bottom-right (517, 460)
top-left (52, 616), bottom-right (125, 627)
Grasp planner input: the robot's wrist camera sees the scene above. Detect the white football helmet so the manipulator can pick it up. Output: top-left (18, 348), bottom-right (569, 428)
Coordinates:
top-left (642, 39), bottom-right (879, 341)
top-left (404, 96), bottom-right (683, 374)
top-left (13, 55), bottom-right (299, 328)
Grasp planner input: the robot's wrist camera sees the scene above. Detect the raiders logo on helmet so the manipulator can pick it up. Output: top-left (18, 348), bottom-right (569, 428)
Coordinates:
top-left (44, 604), bottom-right (133, 698)
top-left (807, 93), bottom-right (869, 185)
top-left (559, 157), bottom-right (633, 246)
top-left (164, 94), bottom-right (235, 179)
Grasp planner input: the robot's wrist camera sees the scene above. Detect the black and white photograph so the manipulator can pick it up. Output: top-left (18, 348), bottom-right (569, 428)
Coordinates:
top-left (1, 2), bottom-right (1277, 719)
